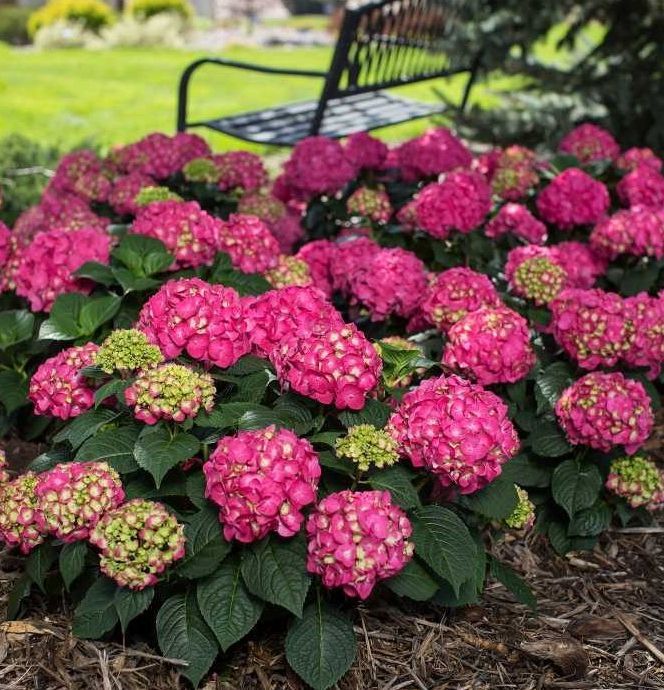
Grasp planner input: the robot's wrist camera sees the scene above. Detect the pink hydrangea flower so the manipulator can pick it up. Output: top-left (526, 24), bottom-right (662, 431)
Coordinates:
top-left (212, 151), bottom-right (268, 193)
top-left (555, 372), bottom-right (654, 454)
top-left (49, 149), bottom-right (111, 203)
top-left (505, 246), bottom-right (567, 305)
top-left (415, 170), bottom-right (492, 238)
top-left (442, 307), bottom-right (535, 385)
top-left (203, 426), bottom-right (321, 543)
top-left (108, 173), bottom-right (155, 216)
top-left (396, 199), bottom-right (418, 231)
top-left (421, 267), bottom-right (501, 332)
top-left (36, 461), bottom-right (124, 542)
top-left (344, 132), bottom-right (389, 170)
top-left (136, 277), bottom-right (251, 367)
top-left (130, 200), bottom-right (220, 270)
top-left (0, 221), bottom-right (11, 267)
top-left (0, 235), bottom-right (21, 293)
top-left (490, 146), bottom-right (541, 200)
top-left (270, 212), bottom-right (305, 254)
top-left (536, 168), bottom-right (610, 228)
top-left (0, 472), bottom-right (45, 554)
top-left (485, 203), bottom-right (548, 244)
top-left (346, 186), bottom-right (392, 223)
top-left (244, 285), bottom-right (343, 358)
top-left (89, 499), bottom-right (186, 590)
top-left (124, 363), bottom-right (215, 424)
top-left (395, 127), bottom-right (472, 182)
top-left (558, 124), bottom-right (620, 163)
top-left (29, 343), bottom-right (99, 420)
top-left (616, 147), bottom-right (662, 174)
top-left (282, 136), bottom-right (356, 200)
top-left (330, 236), bottom-right (380, 295)
top-left (14, 227), bottom-right (110, 312)
top-left (216, 213), bottom-right (280, 274)
top-left (590, 207), bottom-right (664, 260)
top-left (0, 449), bottom-right (8, 484)
top-left (616, 166), bottom-right (664, 209)
top-left (237, 191), bottom-right (286, 224)
top-left (549, 241), bottom-right (607, 289)
top-left (623, 293), bottom-right (664, 379)
top-left (388, 374), bottom-right (520, 494)
top-left (296, 240), bottom-right (337, 296)
top-left (347, 247), bottom-right (428, 321)
top-left (264, 255), bottom-right (313, 289)
top-left (305, 490), bottom-right (413, 599)
top-left (271, 322), bottom-right (382, 410)
top-left (605, 456), bottom-right (664, 511)
top-left (550, 288), bottom-right (634, 370)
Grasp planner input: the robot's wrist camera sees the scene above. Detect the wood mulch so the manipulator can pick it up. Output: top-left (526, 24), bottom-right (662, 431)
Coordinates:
top-left (1, 527), bottom-right (663, 690)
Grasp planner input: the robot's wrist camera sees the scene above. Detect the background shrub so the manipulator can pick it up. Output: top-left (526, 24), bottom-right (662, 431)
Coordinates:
top-left (126, 0), bottom-right (192, 21)
top-left (27, 0), bottom-right (115, 37)
top-left (99, 13), bottom-right (186, 47)
top-left (0, 6), bottom-right (30, 45)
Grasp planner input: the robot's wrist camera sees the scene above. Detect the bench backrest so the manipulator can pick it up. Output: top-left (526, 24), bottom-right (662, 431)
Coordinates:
top-left (325, 0), bottom-right (475, 98)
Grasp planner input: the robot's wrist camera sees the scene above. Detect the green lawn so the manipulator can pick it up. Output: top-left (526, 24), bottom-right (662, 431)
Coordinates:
top-left (0, 43), bottom-right (502, 153)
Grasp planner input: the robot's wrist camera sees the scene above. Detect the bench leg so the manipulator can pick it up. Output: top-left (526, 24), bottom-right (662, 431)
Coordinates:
top-left (176, 62), bottom-right (201, 132)
top-left (460, 53), bottom-right (483, 113)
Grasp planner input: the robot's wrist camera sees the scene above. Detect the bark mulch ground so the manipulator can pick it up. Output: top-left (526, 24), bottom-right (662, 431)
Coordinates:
top-left (1, 527), bottom-right (663, 690)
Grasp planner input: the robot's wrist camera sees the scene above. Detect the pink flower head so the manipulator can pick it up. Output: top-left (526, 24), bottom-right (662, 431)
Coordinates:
top-left (396, 199), bottom-right (418, 231)
top-left (346, 186), bottom-right (392, 223)
top-left (591, 207), bottom-right (664, 260)
top-left (124, 362), bottom-right (215, 424)
top-left (131, 200), bottom-right (220, 270)
top-left (0, 235), bottom-right (21, 293)
top-left (415, 170), bottom-right (492, 238)
top-left (616, 148), bottom-right (662, 174)
top-left (344, 132), bottom-right (389, 170)
top-left (421, 267), bottom-right (501, 332)
top-left (15, 227), bottom-right (111, 312)
top-left (605, 456), bottom-right (664, 511)
top-left (296, 239), bottom-right (338, 296)
top-left (270, 212), bottom-right (305, 254)
top-left (330, 235), bottom-right (380, 295)
top-left (550, 288), bottom-right (634, 370)
top-left (490, 146), bottom-right (541, 200)
top-left (36, 461), bottom-right (124, 542)
top-left (237, 191), bottom-right (287, 224)
top-left (216, 213), bottom-right (280, 274)
top-left (0, 472), bottom-right (45, 554)
top-left (558, 124), bottom-right (620, 163)
top-left (136, 277), bottom-right (251, 367)
top-left (203, 426), bottom-right (321, 543)
top-left (616, 166), bottom-right (664, 209)
top-left (271, 321), bottom-right (382, 410)
top-left (388, 374), bottom-right (520, 494)
top-left (485, 203), bottom-right (548, 244)
top-left (282, 136), bottom-right (355, 200)
top-left (264, 255), bottom-right (313, 289)
top-left (0, 221), bottom-right (11, 267)
top-left (212, 151), bottom-right (268, 193)
top-left (549, 241), bottom-right (607, 289)
top-left (108, 173), bottom-right (155, 216)
top-left (395, 127), bottom-right (472, 182)
top-left (623, 293), bottom-right (664, 379)
top-left (172, 132), bottom-right (211, 169)
top-left (555, 372), bottom-right (654, 454)
top-left (442, 307), bottom-right (535, 385)
top-left (305, 490), bottom-right (413, 599)
top-left (89, 499), bottom-right (186, 590)
top-left (347, 247), bottom-right (428, 321)
top-left (536, 168), bottom-right (610, 228)
top-left (244, 285), bottom-right (343, 358)
top-left (505, 246), bottom-right (567, 305)
top-left (0, 449), bottom-right (8, 484)
top-left (29, 343), bottom-right (99, 420)
top-left (49, 149), bottom-right (111, 203)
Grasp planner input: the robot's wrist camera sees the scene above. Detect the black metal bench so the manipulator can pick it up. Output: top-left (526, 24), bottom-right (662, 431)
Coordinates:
top-left (176, 0), bottom-right (482, 146)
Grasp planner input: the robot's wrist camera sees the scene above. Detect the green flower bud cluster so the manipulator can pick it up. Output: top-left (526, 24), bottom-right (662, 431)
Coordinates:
top-left (606, 455), bottom-right (664, 510)
top-left (134, 186), bottom-right (182, 206)
top-left (504, 486), bottom-right (535, 530)
top-left (513, 257), bottom-right (566, 306)
top-left (335, 424), bottom-right (399, 472)
top-left (95, 329), bottom-right (163, 374)
top-left (182, 157), bottom-right (221, 184)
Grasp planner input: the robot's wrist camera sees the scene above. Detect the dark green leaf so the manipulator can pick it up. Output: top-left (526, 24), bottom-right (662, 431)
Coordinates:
top-left (53, 408), bottom-right (122, 449)
top-left (186, 471), bottom-right (207, 510)
top-left (384, 558), bottom-right (438, 601)
top-left (113, 234), bottom-right (173, 277)
top-left (156, 591), bottom-right (218, 687)
top-left (178, 506), bottom-right (231, 579)
top-left (78, 295), bottom-right (122, 336)
top-left (568, 501), bottom-right (611, 537)
top-left (76, 425), bottom-right (140, 473)
top-left (309, 432), bottom-right (343, 448)
top-left (6, 574), bottom-right (32, 620)
top-left (369, 465), bottom-right (421, 509)
top-left (0, 370), bottom-right (28, 413)
top-left (94, 379), bottom-right (131, 408)
top-left (28, 446), bottom-right (70, 473)
top-left (73, 579), bottom-right (119, 639)
top-left (25, 542), bottom-right (56, 593)
top-left (114, 587), bottom-right (154, 634)
top-left (338, 399), bottom-right (391, 429)
top-left (39, 293), bottom-right (86, 340)
top-left (0, 310), bottom-right (34, 350)
top-left (285, 595), bottom-right (357, 690)
top-left (74, 261), bottom-right (117, 287)
top-left (112, 267), bottom-right (161, 293)
top-left (59, 541), bottom-right (89, 590)
top-left (530, 421), bottom-right (573, 457)
top-left (489, 558), bottom-right (537, 612)
top-left (317, 451), bottom-right (355, 476)
top-left (548, 521), bottom-right (572, 556)
top-left (462, 476), bottom-right (519, 520)
top-left (230, 370), bottom-right (270, 403)
top-left (535, 362), bottom-right (573, 411)
top-left (241, 535), bottom-right (311, 617)
top-left (134, 426), bottom-right (200, 488)
top-left (620, 261), bottom-right (660, 296)
top-left (410, 506), bottom-right (477, 595)
top-left (501, 454), bottom-right (553, 488)
top-left (197, 555), bottom-right (264, 651)
top-left (226, 355), bottom-right (272, 376)
top-left (552, 459), bottom-right (602, 518)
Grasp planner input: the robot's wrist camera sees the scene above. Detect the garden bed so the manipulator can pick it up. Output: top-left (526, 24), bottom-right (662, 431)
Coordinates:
top-left (2, 530), bottom-right (663, 689)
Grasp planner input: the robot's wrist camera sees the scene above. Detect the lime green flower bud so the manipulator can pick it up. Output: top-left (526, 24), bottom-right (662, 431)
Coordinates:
top-left (335, 424), bottom-right (399, 472)
top-left (606, 455), bottom-right (664, 511)
top-left (504, 486), bottom-right (535, 530)
top-left (134, 186), bottom-right (182, 206)
top-left (95, 329), bottom-right (164, 374)
top-left (182, 157), bottom-right (221, 184)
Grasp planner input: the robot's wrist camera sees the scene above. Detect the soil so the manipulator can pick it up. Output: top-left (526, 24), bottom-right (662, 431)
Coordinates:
top-left (0, 436), bottom-right (46, 474)
top-left (1, 529), bottom-right (663, 690)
